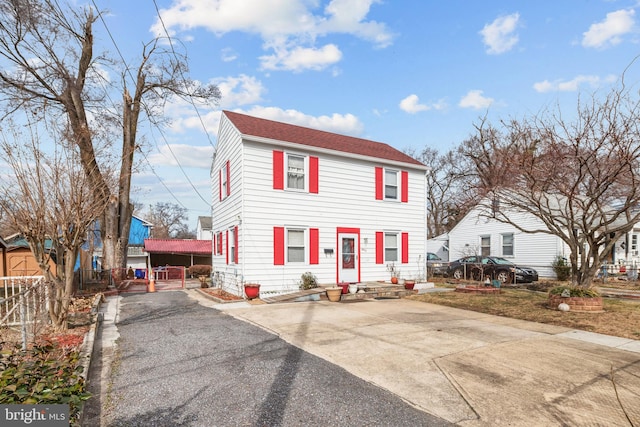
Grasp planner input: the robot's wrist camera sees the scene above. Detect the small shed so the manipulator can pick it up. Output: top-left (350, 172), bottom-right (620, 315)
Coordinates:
top-left (143, 239), bottom-right (212, 269)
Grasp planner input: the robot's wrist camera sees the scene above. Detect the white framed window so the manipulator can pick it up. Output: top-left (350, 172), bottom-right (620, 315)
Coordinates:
top-left (480, 235), bottom-right (491, 256)
top-left (287, 154), bottom-right (305, 190)
top-left (502, 233), bottom-right (514, 257)
top-left (287, 229), bottom-right (306, 263)
top-left (385, 169), bottom-right (398, 200)
top-left (385, 232), bottom-right (398, 261)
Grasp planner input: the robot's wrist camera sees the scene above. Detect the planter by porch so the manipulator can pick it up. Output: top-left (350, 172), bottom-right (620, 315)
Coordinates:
top-left (336, 282), bottom-right (349, 294)
top-left (244, 283), bottom-right (261, 300)
top-left (326, 287), bottom-right (342, 302)
top-left (391, 276), bottom-right (398, 284)
top-left (404, 280), bottom-right (415, 290)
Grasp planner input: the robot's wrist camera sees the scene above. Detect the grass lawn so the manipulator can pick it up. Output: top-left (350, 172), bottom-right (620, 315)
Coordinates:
top-left (407, 282), bottom-right (640, 340)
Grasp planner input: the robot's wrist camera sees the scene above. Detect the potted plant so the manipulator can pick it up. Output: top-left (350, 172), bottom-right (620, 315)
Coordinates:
top-left (325, 286), bottom-right (342, 302)
top-left (387, 263), bottom-right (399, 284)
top-left (244, 283), bottom-right (261, 300)
top-left (404, 279), bottom-right (416, 290)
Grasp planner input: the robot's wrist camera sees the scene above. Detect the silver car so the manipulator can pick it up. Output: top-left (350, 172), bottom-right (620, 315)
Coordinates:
top-left (426, 252), bottom-right (448, 276)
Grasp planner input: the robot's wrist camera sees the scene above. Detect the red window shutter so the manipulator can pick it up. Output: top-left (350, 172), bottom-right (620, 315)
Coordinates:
top-left (309, 156), bottom-right (319, 194)
top-left (219, 169), bottom-right (222, 201)
top-left (225, 230), bottom-right (229, 264)
top-left (402, 232), bottom-right (409, 263)
top-left (226, 160), bottom-right (231, 196)
top-left (375, 167), bottom-right (383, 200)
top-left (234, 226), bottom-right (239, 263)
top-left (375, 232), bottom-right (384, 264)
top-left (274, 227), bottom-right (285, 265)
top-left (401, 171), bottom-right (409, 203)
top-left (273, 151), bottom-right (284, 190)
top-left (310, 228), bottom-right (319, 264)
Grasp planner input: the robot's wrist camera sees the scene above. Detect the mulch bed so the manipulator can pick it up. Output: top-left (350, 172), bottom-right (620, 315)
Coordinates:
top-left (199, 287), bottom-right (244, 302)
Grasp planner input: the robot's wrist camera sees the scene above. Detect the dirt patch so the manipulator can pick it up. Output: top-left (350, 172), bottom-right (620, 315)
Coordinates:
top-left (199, 288), bottom-right (244, 302)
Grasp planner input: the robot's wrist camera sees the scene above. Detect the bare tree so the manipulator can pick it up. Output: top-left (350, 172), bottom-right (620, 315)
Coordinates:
top-left (145, 202), bottom-right (190, 239)
top-left (0, 123), bottom-right (110, 330)
top-left (0, 0), bottom-right (219, 271)
top-left (461, 86), bottom-right (640, 288)
top-left (406, 147), bottom-right (476, 237)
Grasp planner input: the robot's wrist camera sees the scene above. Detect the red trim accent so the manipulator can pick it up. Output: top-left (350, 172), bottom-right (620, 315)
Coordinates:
top-left (225, 230), bottom-right (229, 264)
top-left (375, 232), bottom-right (384, 264)
top-left (273, 227), bottom-right (285, 265)
top-left (273, 151), bottom-right (284, 190)
top-left (234, 226), bottom-right (239, 263)
top-left (375, 167), bottom-right (383, 200)
top-left (402, 232), bottom-right (409, 263)
top-left (309, 156), bottom-right (319, 194)
top-left (401, 171), bottom-right (408, 203)
top-left (310, 228), bottom-right (319, 264)
top-left (226, 160), bottom-right (231, 197)
top-left (218, 169), bottom-right (222, 201)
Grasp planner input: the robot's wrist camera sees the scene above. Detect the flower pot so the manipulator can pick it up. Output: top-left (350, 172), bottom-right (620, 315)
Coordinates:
top-left (244, 284), bottom-right (261, 300)
top-left (336, 282), bottom-right (349, 294)
top-left (326, 287), bottom-right (342, 302)
top-left (391, 276), bottom-right (398, 284)
top-left (348, 283), bottom-right (358, 294)
top-left (404, 280), bottom-right (415, 290)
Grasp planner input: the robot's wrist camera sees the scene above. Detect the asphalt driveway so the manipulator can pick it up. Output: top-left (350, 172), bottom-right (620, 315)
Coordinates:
top-left (89, 291), bottom-right (451, 426)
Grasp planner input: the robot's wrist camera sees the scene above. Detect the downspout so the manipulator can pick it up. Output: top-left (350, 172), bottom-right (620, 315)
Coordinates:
top-left (240, 141), bottom-right (245, 285)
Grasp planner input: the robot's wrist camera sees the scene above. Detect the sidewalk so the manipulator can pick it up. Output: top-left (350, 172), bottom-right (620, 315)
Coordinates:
top-left (204, 294), bottom-right (640, 426)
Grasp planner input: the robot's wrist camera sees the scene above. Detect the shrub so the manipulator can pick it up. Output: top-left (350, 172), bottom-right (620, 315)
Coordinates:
top-left (0, 342), bottom-right (90, 425)
top-left (551, 256), bottom-right (572, 281)
top-left (299, 272), bottom-right (318, 290)
top-left (548, 286), bottom-right (600, 298)
top-left (187, 264), bottom-right (212, 277)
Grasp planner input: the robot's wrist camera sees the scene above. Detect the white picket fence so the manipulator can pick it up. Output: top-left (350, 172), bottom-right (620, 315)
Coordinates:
top-left (0, 276), bottom-right (48, 349)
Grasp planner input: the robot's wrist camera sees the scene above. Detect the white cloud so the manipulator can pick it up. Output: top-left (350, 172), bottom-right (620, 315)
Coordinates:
top-left (533, 74), bottom-right (617, 92)
top-left (221, 47), bottom-right (238, 62)
top-left (459, 90), bottom-right (494, 110)
top-left (238, 105), bottom-right (365, 136)
top-left (398, 94), bottom-right (446, 114)
top-left (151, 0), bottom-right (393, 72)
top-left (480, 13), bottom-right (520, 54)
top-left (213, 74), bottom-right (266, 107)
top-left (582, 9), bottom-right (635, 49)
top-left (148, 144), bottom-right (214, 168)
top-left (260, 43), bottom-right (343, 72)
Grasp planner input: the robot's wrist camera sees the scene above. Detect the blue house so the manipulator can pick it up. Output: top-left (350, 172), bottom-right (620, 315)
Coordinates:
top-left (78, 215), bottom-right (153, 272)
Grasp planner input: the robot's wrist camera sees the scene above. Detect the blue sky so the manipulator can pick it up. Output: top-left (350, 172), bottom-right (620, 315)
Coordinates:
top-left (93, 0), bottom-right (640, 229)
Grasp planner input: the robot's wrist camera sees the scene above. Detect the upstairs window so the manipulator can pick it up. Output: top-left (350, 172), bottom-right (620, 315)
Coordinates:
top-left (385, 170), bottom-right (398, 200)
top-left (287, 154), bottom-right (305, 190)
top-left (219, 160), bottom-right (230, 200)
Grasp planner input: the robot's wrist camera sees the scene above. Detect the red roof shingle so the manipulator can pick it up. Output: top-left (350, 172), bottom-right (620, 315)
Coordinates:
top-left (144, 239), bottom-right (212, 255)
top-left (223, 110), bottom-right (425, 167)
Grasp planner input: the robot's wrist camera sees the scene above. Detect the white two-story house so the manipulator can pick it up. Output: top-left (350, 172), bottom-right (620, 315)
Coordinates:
top-left (212, 111), bottom-right (428, 295)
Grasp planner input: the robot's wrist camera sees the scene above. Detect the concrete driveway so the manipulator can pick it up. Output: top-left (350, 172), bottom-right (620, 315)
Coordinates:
top-left (212, 295), bottom-right (640, 427)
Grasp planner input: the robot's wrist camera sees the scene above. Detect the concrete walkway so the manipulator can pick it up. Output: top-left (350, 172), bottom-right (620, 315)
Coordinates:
top-left (206, 294), bottom-right (640, 427)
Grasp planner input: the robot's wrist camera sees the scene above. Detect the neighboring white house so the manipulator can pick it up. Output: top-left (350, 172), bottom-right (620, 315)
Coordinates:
top-left (196, 216), bottom-right (213, 240)
top-left (211, 110), bottom-right (429, 295)
top-left (447, 204), bottom-right (568, 278)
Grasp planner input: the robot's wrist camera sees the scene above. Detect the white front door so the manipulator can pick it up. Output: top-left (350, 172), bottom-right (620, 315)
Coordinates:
top-left (338, 233), bottom-right (359, 283)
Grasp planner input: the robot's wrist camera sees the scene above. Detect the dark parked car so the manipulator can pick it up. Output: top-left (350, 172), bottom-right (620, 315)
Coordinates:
top-left (446, 256), bottom-right (538, 284)
top-left (426, 252), bottom-right (448, 276)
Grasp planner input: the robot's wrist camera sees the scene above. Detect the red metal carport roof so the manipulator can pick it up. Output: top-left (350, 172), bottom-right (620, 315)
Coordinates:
top-left (144, 239), bottom-right (212, 255)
